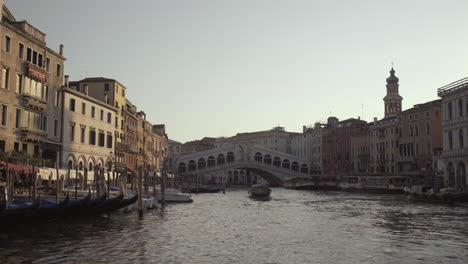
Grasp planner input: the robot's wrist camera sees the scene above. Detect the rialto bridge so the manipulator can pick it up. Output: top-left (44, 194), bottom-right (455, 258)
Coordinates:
top-left (177, 142), bottom-right (311, 186)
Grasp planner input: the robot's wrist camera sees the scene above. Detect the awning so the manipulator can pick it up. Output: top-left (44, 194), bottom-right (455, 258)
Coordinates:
top-left (0, 161), bottom-right (40, 174)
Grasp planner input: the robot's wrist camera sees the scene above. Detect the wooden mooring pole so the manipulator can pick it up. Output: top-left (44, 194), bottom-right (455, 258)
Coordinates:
top-left (138, 166), bottom-right (143, 217)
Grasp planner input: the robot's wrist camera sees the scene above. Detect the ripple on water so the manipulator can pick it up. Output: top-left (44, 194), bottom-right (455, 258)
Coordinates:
top-left (1, 188), bottom-right (468, 263)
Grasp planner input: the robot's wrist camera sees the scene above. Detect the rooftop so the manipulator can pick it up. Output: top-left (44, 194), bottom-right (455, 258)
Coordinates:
top-left (437, 76), bottom-right (468, 97)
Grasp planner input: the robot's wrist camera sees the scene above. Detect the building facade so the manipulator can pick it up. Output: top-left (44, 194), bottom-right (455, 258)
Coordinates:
top-left (437, 77), bottom-right (468, 189)
top-left (0, 5), bottom-right (65, 164)
top-left (60, 85), bottom-right (117, 171)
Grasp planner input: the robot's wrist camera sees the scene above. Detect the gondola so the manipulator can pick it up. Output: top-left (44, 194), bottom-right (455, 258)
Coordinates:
top-left (62, 192), bottom-right (92, 218)
top-left (0, 200), bottom-right (41, 225)
top-left (92, 193), bottom-right (124, 215)
top-left (32, 195), bottom-right (71, 222)
top-left (108, 193), bottom-right (139, 212)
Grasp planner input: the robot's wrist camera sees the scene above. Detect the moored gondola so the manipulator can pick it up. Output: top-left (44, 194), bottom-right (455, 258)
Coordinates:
top-left (92, 193), bottom-right (124, 215)
top-left (108, 193), bottom-right (139, 212)
top-left (0, 200), bottom-right (41, 225)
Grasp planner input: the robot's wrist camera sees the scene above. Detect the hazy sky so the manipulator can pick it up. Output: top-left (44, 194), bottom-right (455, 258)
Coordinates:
top-left (6, 0), bottom-right (468, 143)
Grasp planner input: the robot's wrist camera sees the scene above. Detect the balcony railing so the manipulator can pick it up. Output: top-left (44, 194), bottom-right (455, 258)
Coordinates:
top-left (22, 93), bottom-right (47, 111)
top-left (442, 148), bottom-right (468, 158)
top-left (437, 76), bottom-right (468, 97)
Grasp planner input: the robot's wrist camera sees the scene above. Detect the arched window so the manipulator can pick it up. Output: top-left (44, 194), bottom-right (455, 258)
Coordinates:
top-left (448, 102), bottom-right (453, 120)
top-left (449, 130), bottom-right (453, 150)
top-left (459, 99), bottom-right (463, 117)
top-left (68, 160), bottom-right (73, 169)
top-left (459, 129), bottom-right (464, 149)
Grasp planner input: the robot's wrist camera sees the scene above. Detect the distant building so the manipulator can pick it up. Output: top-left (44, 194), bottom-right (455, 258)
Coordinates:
top-left (182, 137), bottom-right (216, 155)
top-left (437, 77), bottom-right (468, 188)
top-left (397, 100), bottom-right (442, 175)
top-left (322, 117), bottom-right (368, 175)
top-left (167, 139), bottom-right (182, 173)
top-left (369, 68), bottom-right (403, 174)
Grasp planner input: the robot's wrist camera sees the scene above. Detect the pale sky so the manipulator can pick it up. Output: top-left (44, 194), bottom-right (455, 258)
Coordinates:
top-left (6, 0), bottom-right (468, 143)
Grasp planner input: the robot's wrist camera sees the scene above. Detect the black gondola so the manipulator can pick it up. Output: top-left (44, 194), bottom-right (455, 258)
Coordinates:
top-left (107, 193), bottom-right (139, 212)
top-left (0, 200), bottom-right (41, 225)
top-left (92, 193), bottom-right (124, 215)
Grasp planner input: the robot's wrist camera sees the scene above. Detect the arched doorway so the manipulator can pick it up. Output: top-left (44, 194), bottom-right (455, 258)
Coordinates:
top-left (282, 159), bottom-right (290, 169)
top-left (273, 157), bottom-right (281, 167)
top-left (217, 154), bottom-right (225, 165)
top-left (188, 160), bottom-right (196, 172)
top-left (264, 155), bottom-right (272, 165)
top-left (254, 152), bottom-right (263, 162)
top-left (198, 158), bottom-right (206, 170)
top-left (300, 164), bottom-right (309, 174)
top-left (226, 152), bottom-right (235, 163)
top-left (178, 162), bottom-right (187, 173)
top-left (291, 162), bottom-right (299, 172)
top-left (207, 156), bottom-right (216, 167)
top-left (456, 162), bottom-right (466, 188)
top-left (234, 171), bottom-right (239, 184)
top-left (448, 162), bottom-right (455, 186)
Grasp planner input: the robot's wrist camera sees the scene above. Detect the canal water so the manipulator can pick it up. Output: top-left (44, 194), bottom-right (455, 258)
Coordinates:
top-left (1, 188), bottom-right (468, 264)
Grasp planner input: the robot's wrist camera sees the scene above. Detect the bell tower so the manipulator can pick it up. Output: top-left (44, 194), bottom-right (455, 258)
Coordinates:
top-left (383, 68), bottom-right (403, 118)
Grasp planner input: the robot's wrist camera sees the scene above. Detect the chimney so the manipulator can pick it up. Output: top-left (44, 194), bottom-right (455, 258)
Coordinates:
top-left (64, 75), bottom-right (69, 88)
top-left (373, 117), bottom-right (377, 125)
top-left (59, 44), bottom-right (64, 56)
top-left (358, 116), bottom-right (360, 120)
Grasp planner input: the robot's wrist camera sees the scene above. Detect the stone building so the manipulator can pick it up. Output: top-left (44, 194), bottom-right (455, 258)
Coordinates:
top-left (123, 99), bottom-right (138, 171)
top-left (59, 82), bottom-right (117, 171)
top-left (303, 122), bottom-right (326, 175)
top-left (437, 77), bottom-right (468, 189)
top-left (0, 5), bottom-right (65, 164)
top-left (167, 139), bottom-right (182, 173)
top-left (182, 137), bottom-right (216, 155)
top-left (350, 123), bottom-right (370, 173)
top-left (397, 100), bottom-right (442, 174)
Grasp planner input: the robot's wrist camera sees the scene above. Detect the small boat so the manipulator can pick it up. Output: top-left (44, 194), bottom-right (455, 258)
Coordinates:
top-left (248, 184), bottom-right (272, 198)
top-left (106, 193), bottom-right (139, 212)
top-left (404, 186), bottom-right (468, 203)
top-left (155, 188), bottom-right (193, 203)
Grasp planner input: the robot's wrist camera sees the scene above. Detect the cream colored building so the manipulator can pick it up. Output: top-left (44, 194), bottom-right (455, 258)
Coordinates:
top-left (69, 77), bottom-right (127, 171)
top-left (60, 84), bottom-right (118, 172)
top-left (0, 5), bottom-right (65, 163)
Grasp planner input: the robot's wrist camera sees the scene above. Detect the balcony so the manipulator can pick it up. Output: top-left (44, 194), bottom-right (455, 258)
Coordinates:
top-left (20, 126), bottom-right (47, 141)
top-left (116, 142), bottom-right (126, 152)
top-left (22, 93), bottom-right (47, 111)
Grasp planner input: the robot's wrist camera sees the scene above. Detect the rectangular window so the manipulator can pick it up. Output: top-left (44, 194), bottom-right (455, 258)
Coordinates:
top-left (70, 99), bottom-right (75, 111)
top-left (32, 50), bottom-right (38, 65)
top-left (54, 119), bottom-right (58, 136)
top-left (1, 105), bottom-right (6, 126)
top-left (22, 143), bottom-right (27, 153)
top-left (42, 116), bottom-right (47, 131)
top-left (38, 53), bottom-right (43, 68)
top-left (115, 116), bottom-right (118, 128)
top-left (70, 124), bottom-right (75, 141)
top-left (26, 47), bottom-right (32, 62)
top-left (107, 134), bottom-right (113, 148)
top-left (81, 102), bottom-right (86, 115)
top-left (46, 58), bottom-right (50, 72)
top-left (55, 90), bottom-right (60, 106)
top-left (15, 109), bottom-right (20, 128)
top-left (4, 36), bottom-right (11, 52)
top-left (16, 74), bottom-right (23, 93)
top-left (81, 127), bottom-right (85, 143)
top-left (0, 140), bottom-right (5, 152)
top-left (2, 67), bottom-right (10, 89)
top-left (91, 106), bottom-right (95, 118)
top-left (18, 43), bottom-right (24, 59)
top-left (89, 130), bottom-right (96, 145)
top-left (100, 110), bottom-right (103, 120)
top-left (44, 85), bottom-right (48, 100)
top-left (107, 112), bottom-right (111, 123)
top-left (14, 142), bottom-right (19, 152)
top-left (425, 111), bottom-right (430, 118)
top-left (104, 83), bottom-right (109, 92)
top-left (56, 64), bottom-right (61, 77)
top-left (98, 132), bottom-right (105, 147)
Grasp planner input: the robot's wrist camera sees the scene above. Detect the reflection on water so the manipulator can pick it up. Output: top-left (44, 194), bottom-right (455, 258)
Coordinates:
top-left (1, 188), bottom-right (468, 263)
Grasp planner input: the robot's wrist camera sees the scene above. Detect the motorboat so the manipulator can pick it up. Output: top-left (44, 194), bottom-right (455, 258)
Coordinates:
top-left (248, 184), bottom-right (272, 198)
top-left (404, 186), bottom-right (468, 203)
